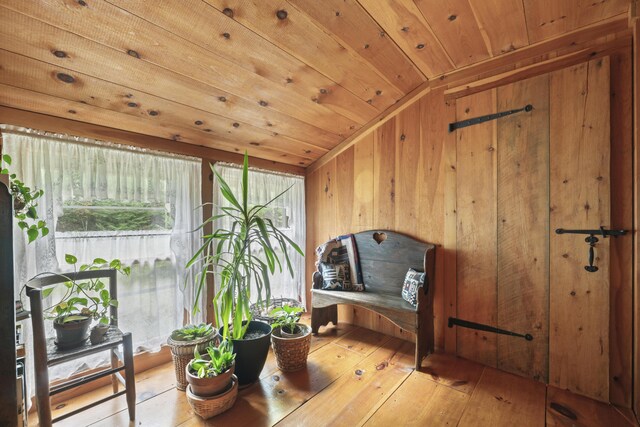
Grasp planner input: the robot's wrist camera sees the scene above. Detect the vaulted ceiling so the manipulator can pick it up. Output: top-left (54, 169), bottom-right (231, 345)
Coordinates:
top-left (0, 0), bottom-right (631, 167)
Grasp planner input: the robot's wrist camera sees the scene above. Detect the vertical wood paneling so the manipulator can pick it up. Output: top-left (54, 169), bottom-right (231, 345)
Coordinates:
top-left (353, 133), bottom-right (374, 232)
top-left (633, 16), bottom-right (640, 418)
top-left (336, 146), bottom-right (355, 235)
top-left (496, 74), bottom-right (549, 382)
top-left (608, 49), bottom-right (633, 407)
top-left (373, 120), bottom-right (396, 229)
top-left (395, 102), bottom-right (421, 236)
top-left (420, 88), bottom-right (453, 350)
top-left (306, 54), bottom-right (633, 406)
top-left (455, 89), bottom-right (498, 367)
top-left (549, 58), bottom-right (611, 402)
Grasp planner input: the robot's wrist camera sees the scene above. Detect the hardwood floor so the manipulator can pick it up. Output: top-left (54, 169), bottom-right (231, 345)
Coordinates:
top-left (30, 322), bottom-right (638, 427)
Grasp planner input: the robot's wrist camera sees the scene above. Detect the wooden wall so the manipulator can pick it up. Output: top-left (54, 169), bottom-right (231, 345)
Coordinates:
top-left (306, 46), bottom-right (633, 406)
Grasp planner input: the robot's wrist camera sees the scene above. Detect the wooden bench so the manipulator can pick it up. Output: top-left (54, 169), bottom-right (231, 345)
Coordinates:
top-left (311, 230), bottom-right (436, 369)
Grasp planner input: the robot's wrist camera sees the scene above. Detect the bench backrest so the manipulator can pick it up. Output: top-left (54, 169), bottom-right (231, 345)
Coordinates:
top-left (318, 230), bottom-right (436, 296)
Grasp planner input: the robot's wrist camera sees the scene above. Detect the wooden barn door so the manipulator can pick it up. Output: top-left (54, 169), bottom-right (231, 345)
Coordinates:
top-left (454, 57), bottom-right (611, 402)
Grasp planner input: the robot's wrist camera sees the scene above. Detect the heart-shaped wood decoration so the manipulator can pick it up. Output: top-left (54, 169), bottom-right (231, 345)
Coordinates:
top-left (373, 232), bottom-right (387, 245)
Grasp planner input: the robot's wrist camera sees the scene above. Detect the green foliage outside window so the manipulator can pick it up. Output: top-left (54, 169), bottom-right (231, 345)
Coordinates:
top-left (56, 200), bottom-right (173, 232)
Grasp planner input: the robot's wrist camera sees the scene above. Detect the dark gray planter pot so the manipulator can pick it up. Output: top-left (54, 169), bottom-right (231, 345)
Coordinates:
top-left (230, 321), bottom-right (272, 387)
top-left (53, 316), bottom-right (91, 350)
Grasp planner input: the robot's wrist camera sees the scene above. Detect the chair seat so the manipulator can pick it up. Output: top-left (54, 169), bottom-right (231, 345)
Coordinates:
top-left (47, 327), bottom-right (124, 367)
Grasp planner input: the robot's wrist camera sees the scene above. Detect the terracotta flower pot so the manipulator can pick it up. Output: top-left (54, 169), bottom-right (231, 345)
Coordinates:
top-left (186, 360), bottom-right (235, 397)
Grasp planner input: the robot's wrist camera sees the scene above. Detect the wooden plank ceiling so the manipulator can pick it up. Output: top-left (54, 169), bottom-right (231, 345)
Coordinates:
top-left (0, 0), bottom-right (630, 167)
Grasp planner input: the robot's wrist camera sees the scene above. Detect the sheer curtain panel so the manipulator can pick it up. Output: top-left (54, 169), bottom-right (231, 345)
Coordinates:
top-left (2, 125), bottom-right (204, 387)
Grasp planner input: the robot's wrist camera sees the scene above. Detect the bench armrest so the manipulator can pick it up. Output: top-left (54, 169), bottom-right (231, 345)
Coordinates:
top-left (312, 271), bottom-right (323, 289)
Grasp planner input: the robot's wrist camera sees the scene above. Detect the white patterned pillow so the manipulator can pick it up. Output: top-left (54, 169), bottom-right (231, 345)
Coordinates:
top-left (402, 268), bottom-right (425, 307)
top-left (319, 262), bottom-right (352, 290)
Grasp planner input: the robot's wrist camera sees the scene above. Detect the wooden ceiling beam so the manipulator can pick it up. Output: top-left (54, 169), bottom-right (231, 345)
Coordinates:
top-left (0, 5), bottom-right (341, 148)
top-left (413, 0), bottom-right (491, 67)
top-left (288, 0), bottom-right (426, 92)
top-left (444, 34), bottom-right (632, 101)
top-left (433, 14), bottom-right (630, 90)
top-left (202, 0), bottom-right (406, 111)
top-left (306, 79), bottom-right (431, 174)
top-left (0, 106), bottom-right (305, 176)
top-left (0, 49), bottom-right (327, 162)
top-left (106, 0), bottom-right (382, 125)
top-left (523, 0), bottom-right (629, 43)
top-left (0, 83), bottom-right (314, 167)
top-left (355, 0), bottom-right (454, 77)
top-left (0, 2), bottom-right (359, 138)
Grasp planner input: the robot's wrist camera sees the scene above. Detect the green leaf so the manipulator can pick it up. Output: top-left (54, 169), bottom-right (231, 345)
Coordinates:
top-left (242, 151), bottom-right (248, 212)
top-left (99, 317), bottom-right (109, 325)
top-left (109, 299), bottom-right (119, 307)
top-left (109, 259), bottom-right (121, 270)
top-left (26, 206), bottom-right (37, 220)
top-left (100, 289), bottom-right (110, 302)
top-left (93, 257), bottom-right (108, 265)
top-left (41, 227), bottom-right (49, 237)
top-left (2, 154), bottom-right (11, 165)
top-left (63, 315), bottom-right (89, 323)
top-left (65, 254), bottom-right (78, 264)
top-left (17, 221), bottom-right (28, 230)
top-left (27, 228), bottom-right (38, 243)
top-left (42, 287), bottom-right (55, 298)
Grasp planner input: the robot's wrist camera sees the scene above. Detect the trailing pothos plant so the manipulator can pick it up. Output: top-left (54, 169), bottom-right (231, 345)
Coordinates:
top-left (41, 254), bottom-right (131, 325)
top-left (187, 152), bottom-right (304, 341)
top-left (1, 154), bottom-right (48, 243)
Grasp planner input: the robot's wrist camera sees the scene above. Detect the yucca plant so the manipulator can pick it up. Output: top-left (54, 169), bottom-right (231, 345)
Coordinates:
top-left (187, 152), bottom-right (303, 341)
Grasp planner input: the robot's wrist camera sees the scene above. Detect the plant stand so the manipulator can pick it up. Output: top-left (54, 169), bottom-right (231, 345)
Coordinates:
top-left (271, 324), bottom-right (312, 372)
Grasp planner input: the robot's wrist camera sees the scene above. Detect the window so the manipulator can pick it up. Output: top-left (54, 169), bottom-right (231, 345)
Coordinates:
top-left (2, 125), bottom-right (204, 386)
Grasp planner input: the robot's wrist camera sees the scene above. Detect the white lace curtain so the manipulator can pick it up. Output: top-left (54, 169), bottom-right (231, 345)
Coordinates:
top-left (2, 126), bottom-right (204, 387)
top-left (213, 163), bottom-right (306, 306)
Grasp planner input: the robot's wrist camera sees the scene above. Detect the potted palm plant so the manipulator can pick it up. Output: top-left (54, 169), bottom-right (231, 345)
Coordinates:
top-left (269, 305), bottom-right (312, 371)
top-left (187, 152), bottom-right (304, 386)
top-left (167, 323), bottom-right (217, 390)
top-left (185, 339), bottom-right (238, 419)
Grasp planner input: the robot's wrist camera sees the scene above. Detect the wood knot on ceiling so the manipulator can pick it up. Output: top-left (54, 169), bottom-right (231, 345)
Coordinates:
top-left (56, 72), bottom-right (75, 83)
top-left (222, 8), bottom-right (233, 18)
top-left (52, 50), bottom-right (67, 58)
top-left (276, 10), bottom-right (288, 20)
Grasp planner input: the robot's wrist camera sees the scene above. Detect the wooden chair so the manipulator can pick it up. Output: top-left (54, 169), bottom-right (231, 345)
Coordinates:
top-left (27, 269), bottom-right (135, 426)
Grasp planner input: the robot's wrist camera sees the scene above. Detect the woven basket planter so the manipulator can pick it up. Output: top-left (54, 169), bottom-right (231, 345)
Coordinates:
top-left (186, 375), bottom-right (238, 420)
top-left (271, 324), bottom-right (312, 372)
top-left (167, 333), bottom-right (217, 391)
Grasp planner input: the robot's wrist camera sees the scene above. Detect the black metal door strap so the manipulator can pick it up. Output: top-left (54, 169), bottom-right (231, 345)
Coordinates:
top-left (555, 227), bottom-right (628, 273)
top-left (448, 317), bottom-right (533, 341)
top-left (448, 104), bottom-right (533, 132)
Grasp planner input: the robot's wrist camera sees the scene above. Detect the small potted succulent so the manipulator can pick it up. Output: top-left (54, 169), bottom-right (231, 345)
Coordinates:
top-left (185, 339), bottom-right (239, 419)
top-left (167, 323), bottom-right (217, 390)
top-left (269, 305), bottom-right (312, 372)
top-left (43, 254), bottom-right (129, 350)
